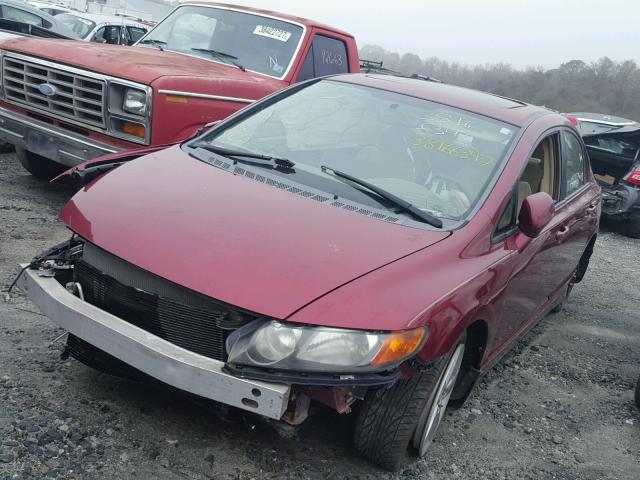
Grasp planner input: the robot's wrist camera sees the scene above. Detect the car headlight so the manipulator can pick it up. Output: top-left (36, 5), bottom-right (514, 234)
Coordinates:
top-left (123, 88), bottom-right (147, 115)
top-left (227, 321), bottom-right (427, 373)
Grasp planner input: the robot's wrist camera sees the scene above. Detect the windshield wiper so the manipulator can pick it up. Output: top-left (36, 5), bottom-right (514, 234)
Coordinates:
top-left (320, 166), bottom-right (443, 228)
top-left (191, 48), bottom-right (246, 72)
top-left (191, 142), bottom-right (295, 170)
top-left (138, 38), bottom-right (165, 50)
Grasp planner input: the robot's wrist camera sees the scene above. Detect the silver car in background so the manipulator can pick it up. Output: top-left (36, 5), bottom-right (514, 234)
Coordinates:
top-left (54, 11), bottom-right (150, 45)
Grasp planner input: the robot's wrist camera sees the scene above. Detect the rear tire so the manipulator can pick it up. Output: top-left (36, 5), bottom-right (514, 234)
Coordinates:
top-left (16, 147), bottom-right (66, 180)
top-left (353, 339), bottom-right (465, 471)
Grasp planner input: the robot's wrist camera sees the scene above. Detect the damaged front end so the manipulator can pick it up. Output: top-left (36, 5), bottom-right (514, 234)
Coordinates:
top-left (15, 238), bottom-right (417, 427)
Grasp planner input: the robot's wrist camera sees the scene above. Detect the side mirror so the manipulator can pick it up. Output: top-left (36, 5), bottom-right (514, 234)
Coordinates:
top-left (518, 192), bottom-right (554, 238)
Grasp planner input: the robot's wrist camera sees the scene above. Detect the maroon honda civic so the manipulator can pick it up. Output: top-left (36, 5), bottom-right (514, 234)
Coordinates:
top-left (18, 74), bottom-right (601, 470)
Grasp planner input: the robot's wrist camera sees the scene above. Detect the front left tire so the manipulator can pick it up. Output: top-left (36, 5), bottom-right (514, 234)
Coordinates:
top-left (353, 340), bottom-right (465, 471)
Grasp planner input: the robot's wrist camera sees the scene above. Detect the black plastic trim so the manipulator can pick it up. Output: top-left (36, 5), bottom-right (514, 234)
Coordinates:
top-left (224, 364), bottom-right (401, 386)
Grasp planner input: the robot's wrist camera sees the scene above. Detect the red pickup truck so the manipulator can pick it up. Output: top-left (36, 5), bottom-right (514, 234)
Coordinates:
top-left (0, 2), bottom-right (359, 178)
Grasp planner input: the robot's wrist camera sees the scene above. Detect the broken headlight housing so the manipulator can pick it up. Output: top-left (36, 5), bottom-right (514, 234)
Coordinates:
top-left (226, 321), bottom-right (427, 372)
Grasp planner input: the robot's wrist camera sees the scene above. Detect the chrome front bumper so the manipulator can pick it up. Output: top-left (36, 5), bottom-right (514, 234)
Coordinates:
top-left (18, 265), bottom-right (291, 419)
top-left (0, 107), bottom-right (120, 166)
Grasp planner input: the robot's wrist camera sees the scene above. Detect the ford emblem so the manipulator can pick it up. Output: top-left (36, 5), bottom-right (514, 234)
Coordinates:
top-left (37, 83), bottom-right (56, 97)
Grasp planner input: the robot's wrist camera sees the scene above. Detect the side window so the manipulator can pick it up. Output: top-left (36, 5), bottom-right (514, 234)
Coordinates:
top-left (295, 46), bottom-right (314, 82)
top-left (495, 191), bottom-right (517, 235)
top-left (560, 130), bottom-right (586, 198)
top-left (92, 25), bottom-right (121, 44)
top-left (494, 133), bottom-right (560, 238)
top-left (127, 26), bottom-right (147, 44)
top-left (311, 35), bottom-right (348, 77)
top-left (2, 6), bottom-right (44, 26)
top-left (296, 35), bottom-right (348, 82)
top-left (518, 133), bottom-right (559, 209)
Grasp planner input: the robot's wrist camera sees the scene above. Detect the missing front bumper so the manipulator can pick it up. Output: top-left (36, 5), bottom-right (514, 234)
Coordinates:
top-left (17, 264), bottom-right (290, 420)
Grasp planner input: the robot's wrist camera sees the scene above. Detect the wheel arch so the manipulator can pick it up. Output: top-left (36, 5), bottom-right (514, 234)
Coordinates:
top-left (449, 318), bottom-right (489, 406)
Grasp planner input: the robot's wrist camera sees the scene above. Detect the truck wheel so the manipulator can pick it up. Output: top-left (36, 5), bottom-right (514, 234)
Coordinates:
top-left (635, 376), bottom-right (640, 408)
top-left (622, 217), bottom-right (640, 239)
top-left (353, 340), bottom-right (465, 471)
top-left (16, 147), bottom-right (65, 180)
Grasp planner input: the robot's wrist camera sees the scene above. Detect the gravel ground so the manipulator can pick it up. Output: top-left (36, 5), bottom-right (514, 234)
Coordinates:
top-left (1, 151), bottom-right (639, 480)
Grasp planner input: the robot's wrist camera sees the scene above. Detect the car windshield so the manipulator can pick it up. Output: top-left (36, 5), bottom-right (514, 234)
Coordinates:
top-left (195, 80), bottom-right (518, 221)
top-left (137, 5), bottom-right (303, 78)
top-left (56, 13), bottom-right (95, 38)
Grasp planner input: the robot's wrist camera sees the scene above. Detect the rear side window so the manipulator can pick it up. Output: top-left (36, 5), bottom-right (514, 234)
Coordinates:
top-left (561, 131), bottom-right (586, 198)
top-left (296, 35), bottom-right (348, 82)
top-left (1, 6), bottom-right (44, 26)
top-left (127, 26), bottom-right (147, 44)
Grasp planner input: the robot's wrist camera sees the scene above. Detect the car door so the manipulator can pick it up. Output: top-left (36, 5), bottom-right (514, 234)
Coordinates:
top-left (488, 132), bottom-right (562, 349)
top-left (551, 129), bottom-right (599, 284)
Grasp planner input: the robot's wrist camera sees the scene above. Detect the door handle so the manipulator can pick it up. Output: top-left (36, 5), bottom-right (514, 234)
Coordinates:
top-left (556, 226), bottom-right (570, 240)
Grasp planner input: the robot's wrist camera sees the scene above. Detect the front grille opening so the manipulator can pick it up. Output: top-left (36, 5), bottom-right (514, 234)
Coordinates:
top-left (73, 258), bottom-right (256, 362)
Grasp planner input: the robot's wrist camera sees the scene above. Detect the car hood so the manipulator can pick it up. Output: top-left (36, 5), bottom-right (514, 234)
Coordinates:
top-left (60, 146), bottom-right (450, 321)
top-left (0, 37), bottom-right (275, 86)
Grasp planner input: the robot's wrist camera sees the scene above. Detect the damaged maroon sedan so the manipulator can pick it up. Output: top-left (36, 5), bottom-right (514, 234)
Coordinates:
top-left (18, 75), bottom-right (601, 470)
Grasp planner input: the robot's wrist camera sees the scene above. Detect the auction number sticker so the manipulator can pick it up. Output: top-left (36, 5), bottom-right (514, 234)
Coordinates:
top-left (253, 25), bottom-right (292, 42)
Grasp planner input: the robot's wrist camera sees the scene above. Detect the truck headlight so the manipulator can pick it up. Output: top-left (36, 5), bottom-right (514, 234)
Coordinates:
top-left (123, 88), bottom-right (147, 115)
top-left (227, 321), bottom-right (427, 372)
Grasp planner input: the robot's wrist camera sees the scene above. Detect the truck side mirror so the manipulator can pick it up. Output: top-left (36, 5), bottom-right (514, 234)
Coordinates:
top-left (518, 192), bottom-right (554, 238)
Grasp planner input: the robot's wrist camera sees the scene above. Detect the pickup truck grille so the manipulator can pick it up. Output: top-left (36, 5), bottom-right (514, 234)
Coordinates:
top-left (2, 56), bottom-right (106, 128)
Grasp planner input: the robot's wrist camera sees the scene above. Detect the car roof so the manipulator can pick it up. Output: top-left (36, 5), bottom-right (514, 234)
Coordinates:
top-left (26, 1), bottom-right (70, 9)
top-left (179, 1), bottom-right (355, 39)
top-left (59, 11), bottom-right (149, 27)
top-left (331, 74), bottom-right (554, 127)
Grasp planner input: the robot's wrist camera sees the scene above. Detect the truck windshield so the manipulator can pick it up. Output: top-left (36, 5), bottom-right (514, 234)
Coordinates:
top-left (137, 6), bottom-right (304, 78)
top-left (56, 14), bottom-right (96, 39)
top-left (195, 80), bottom-right (518, 222)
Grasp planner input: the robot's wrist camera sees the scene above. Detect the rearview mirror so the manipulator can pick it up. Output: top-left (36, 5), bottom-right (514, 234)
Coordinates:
top-left (518, 192), bottom-right (554, 238)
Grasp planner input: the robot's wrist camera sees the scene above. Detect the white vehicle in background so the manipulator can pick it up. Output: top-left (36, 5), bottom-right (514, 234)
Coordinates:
top-left (54, 10), bottom-right (150, 44)
top-left (25, 1), bottom-right (73, 16)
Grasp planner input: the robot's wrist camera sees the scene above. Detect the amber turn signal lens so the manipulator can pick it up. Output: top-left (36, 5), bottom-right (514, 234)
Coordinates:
top-left (371, 328), bottom-right (427, 366)
top-left (122, 122), bottom-right (145, 139)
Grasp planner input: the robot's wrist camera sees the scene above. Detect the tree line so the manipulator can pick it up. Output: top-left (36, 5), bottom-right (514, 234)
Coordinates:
top-left (359, 45), bottom-right (640, 121)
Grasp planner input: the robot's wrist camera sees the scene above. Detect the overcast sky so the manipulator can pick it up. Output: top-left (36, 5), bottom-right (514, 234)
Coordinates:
top-left (228, 0), bottom-right (637, 69)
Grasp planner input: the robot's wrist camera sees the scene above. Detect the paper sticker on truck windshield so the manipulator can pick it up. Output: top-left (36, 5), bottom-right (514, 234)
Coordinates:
top-left (253, 25), bottom-right (292, 42)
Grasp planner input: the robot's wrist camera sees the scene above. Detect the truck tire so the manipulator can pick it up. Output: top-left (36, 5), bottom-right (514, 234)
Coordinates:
top-left (353, 339), bottom-right (465, 471)
top-left (635, 376), bottom-right (640, 408)
top-left (16, 147), bottom-right (66, 180)
top-left (622, 217), bottom-right (640, 239)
